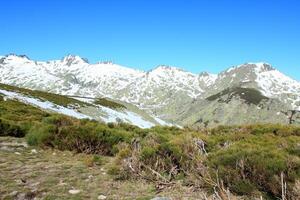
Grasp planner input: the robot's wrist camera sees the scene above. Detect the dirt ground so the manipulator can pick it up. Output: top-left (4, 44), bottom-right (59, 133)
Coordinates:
top-left (0, 137), bottom-right (209, 200)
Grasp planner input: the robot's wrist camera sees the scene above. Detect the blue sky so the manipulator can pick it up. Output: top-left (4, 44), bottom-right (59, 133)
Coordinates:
top-left (1, 0), bottom-right (300, 80)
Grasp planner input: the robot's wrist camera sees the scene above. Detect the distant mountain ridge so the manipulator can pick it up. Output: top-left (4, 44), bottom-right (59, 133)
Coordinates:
top-left (1, 54), bottom-right (300, 127)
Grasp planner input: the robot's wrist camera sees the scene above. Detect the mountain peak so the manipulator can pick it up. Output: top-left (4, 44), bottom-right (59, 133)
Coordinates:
top-left (150, 65), bottom-right (189, 74)
top-left (5, 54), bottom-right (31, 60)
top-left (225, 62), bottom-right (275, 74)
top-left (245, 62), bottom-right (275, 72)
top-left (0, 54), bottom-right (32, 65)
top-left (199, 71), bottom-right (217, 77)
top-left (61, 55), bottom-right (88, 66)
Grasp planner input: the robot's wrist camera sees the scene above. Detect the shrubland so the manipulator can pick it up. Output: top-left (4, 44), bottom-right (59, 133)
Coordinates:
top-left (0, 97), bottom-right (299, 199)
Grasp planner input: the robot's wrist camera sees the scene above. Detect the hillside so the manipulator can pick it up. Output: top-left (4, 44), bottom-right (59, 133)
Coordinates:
top-left (0, 83), bottom-right (171, 128)
top-left (1, 136), bottom-right (205, 200)
top-left (177, 87), bottom-right (300, 127)
top-left (0, 98), bottom-right (299, 199)
top-left (1, 55), bottom-right (300, 127)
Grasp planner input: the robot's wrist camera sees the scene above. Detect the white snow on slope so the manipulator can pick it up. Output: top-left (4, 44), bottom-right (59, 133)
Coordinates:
top-left (0, 55), bottom-right (210, 109)
top-left (0, 89), bottom-right (169, 128)
top-left (153, 117), bottom-right (173, 126)
top-left (1, 55), bottom-right (300, 112)
top-left (94, 105), bottom-right (155, 128)
top-left (198, 72), bottom-right (218, 87)
top-left (71, 96), bottom-right (170, 128)
top-left (0, 89), bottom-right (91, 119)
top-left (220, 62), bottom-right (300, 111)
top-left (254, 65), bottom-right (300, 110)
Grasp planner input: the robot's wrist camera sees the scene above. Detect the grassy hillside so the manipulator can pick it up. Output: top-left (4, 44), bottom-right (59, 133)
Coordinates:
top-left (0, 83), bottom-right (164, 127)
top-left (206, 87), bottom-right (269, 105)
top-left (0, 96), bottom-right (50, 137)
top-left (94, 98), bottom-right (127, 109)
top-left (0, 95), bottom-right (299, 199)
top-left (0, 83), bottom-right (89, 107)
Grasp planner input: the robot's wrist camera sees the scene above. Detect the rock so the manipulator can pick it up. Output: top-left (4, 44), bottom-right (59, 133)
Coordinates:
top-left (9, 191), bottom-right (18, 196)
top-left (68, 189), bottom-right (81, 194)
top-left (0, 146), bottom-right (13, 151)
top-left (31, 149), bottom-right (37, 154)
top-left (15, 152), bottom-right (21, 155)
top-left (15, 191), bottom-right (36, 200)
top-left (30, 182), bottom-right (40, 187)
top-left (151, 198), bottom-right (171, 200)
top-left (24, 191), bottom-right (36, 199)
top-left (98, 194), bottom-right (107, 200)
top-left (16, 193), bottom-right (26, 200)
top-left (15, 179), bottom-right (23, 185)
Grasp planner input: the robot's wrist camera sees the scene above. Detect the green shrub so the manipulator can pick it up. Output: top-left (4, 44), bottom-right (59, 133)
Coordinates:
top-left (26, 124), bottom-right (55, 146)
top-left (1, 92), bottom-right (300, 199)
top-left (0, 118), bottom-right (25, 137)
top-left (83, 154), bottom-right (104, 167)
top-left (207, 134), bottom-right (300, 198)
top-left (92, 155), bottom-right (104, 165)
top-left (94, 98), bottom-right (126, 109)
top-left (25, 115), bottom-right (135, 155)
top-left (231, 180), bottom-right (257, 195)
top-left (140, 146), bottom-right (157, 160)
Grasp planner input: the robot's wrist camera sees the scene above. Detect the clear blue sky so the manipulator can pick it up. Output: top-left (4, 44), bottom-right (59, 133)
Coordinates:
top-left (1, 0), bottom-right (300, 80)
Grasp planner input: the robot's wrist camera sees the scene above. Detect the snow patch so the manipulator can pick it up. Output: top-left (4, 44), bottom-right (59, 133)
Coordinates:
top-left (0, 89), bottom-right (91, 119)
top-left (96, 105), bottom-right (155, 128)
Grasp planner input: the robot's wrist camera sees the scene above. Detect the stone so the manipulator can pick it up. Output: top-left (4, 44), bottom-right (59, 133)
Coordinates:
top-left (151, 197), bottom-right (171, 200)
top-left (68, 189), bottom-right (81, 194)
top-left (31, 149), bottom-right (38, 154)
top-left (98, 194), bottom-right (107, 200)
top-left (9, 191), bottom-right (18, 196)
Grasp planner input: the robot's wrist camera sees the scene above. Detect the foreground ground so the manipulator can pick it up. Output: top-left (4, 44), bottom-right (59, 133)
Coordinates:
top-left (0, 137), bottom-right (208, 200)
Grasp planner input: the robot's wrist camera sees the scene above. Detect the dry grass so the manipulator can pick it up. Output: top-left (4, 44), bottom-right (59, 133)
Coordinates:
top-left (0, 137), bottom-right (209, 200)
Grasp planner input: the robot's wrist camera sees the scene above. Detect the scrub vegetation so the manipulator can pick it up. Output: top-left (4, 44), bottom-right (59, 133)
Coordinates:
top-left (0, 96), bottom-right (300, 199)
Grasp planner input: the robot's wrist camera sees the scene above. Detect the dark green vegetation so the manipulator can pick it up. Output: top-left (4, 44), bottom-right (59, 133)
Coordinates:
top-left (0, 83), bottom-right (89, 107)
top-left (94, 98), bottom-right (126, 109)
top-left (0, 95), bottom-right (299, 199)
top-left (0, 83), bottom-right (126, 109)
top-left (206, 87), bottom-right (269, 105)
top-left (0, 96), bottom-right (49, 137)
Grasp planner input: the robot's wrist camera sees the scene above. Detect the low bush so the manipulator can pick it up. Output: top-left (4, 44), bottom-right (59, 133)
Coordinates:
top-left (94, 98), bottom-right (126, 109)
top-left (83, 155), bottom-right (104, 167)
top-left (207, 134), bottom-right (300, 197)
top-left (1, 95), bottom-right (300, 199)
top-left (0, 118), bottom-right (25, 137)
top-left (26, 115), bottom-right (134, 155)
top-left (26, 124), bottom-right (55, 146)
top-left (110, 125), bottom-right (300, 199)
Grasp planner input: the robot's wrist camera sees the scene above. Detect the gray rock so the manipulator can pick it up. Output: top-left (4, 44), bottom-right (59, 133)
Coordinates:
top-left (151, 197), bottom-right (171, 200)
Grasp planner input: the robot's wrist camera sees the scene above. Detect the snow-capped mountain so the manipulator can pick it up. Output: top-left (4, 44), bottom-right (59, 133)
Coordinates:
top-left (0, 54), bottom-right (217, 117)
top-left (1, 54), bottom-right (300, 126)
top-left (208, 63), bottom-right (300, 110)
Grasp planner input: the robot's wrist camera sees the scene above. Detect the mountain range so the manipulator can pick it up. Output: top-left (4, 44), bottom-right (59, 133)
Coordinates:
top-left (1, 54), bottom-right (300, 127)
